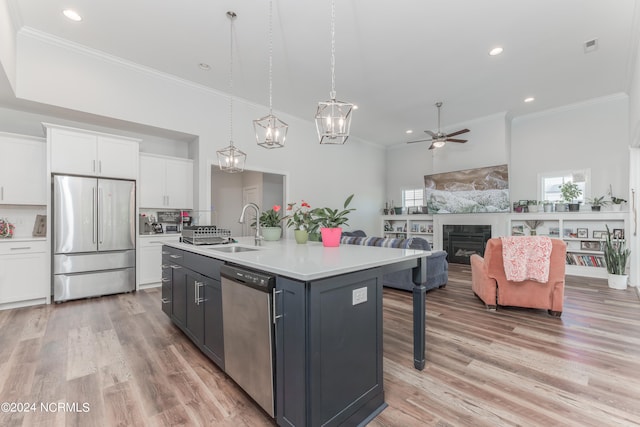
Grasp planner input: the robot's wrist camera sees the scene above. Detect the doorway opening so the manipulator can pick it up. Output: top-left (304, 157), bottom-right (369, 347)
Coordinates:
top-left (211, 166), bottom-right (287, 237)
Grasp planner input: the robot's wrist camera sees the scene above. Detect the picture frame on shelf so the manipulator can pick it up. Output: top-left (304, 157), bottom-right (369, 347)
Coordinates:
top-left (593, 230), bottom-right (606, 239)
top-left (549, 227), bottom-right (560, 237)
top-left (563, 228), bottom-right (574, 238)
top-left (32, 214), bottom-right (46, 237)
top-left (613, 229), bottom-right (624, 239)
top-left (580, 241), bottom-right (601, 251)
top-left (512, 225), bottom-right (524, 236)
top-left (577, 228), bottom-right (588, 238)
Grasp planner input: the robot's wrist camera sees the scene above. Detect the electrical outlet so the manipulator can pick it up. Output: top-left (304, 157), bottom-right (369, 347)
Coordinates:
top-left (352, 287), bottom-right (367, 305)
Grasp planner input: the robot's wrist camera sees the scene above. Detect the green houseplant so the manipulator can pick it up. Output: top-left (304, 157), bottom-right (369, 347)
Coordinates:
top-left (603, 225), bottom-right (630, 289)
top-left (285, 200), bottom-right (313, 244)
top-left (252, 205), bottom-right (284, 241)
top-left (587, 196), bottom-right (609, 212)
top-left (313, 194), bottom-right (355, 247)
top-left (608, 185), bottom-right (626, 211)
top-left (560, 182), bottom-right (582, 211)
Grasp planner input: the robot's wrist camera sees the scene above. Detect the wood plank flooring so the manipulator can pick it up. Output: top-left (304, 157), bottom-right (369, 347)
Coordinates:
top-left (1, 265), bottom-right (639, 426)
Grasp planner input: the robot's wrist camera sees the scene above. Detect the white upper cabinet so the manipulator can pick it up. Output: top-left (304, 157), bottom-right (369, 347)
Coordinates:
top-left (0, 133), bottom-right (46, 205)
top-left (46, 124), bottom-right (139, 179)
top-left (139, 153), bottom-right (193, 209)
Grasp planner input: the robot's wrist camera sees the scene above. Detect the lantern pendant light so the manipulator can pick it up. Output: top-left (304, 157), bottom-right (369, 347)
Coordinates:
top-left (217, 11), bottom-right (247, 173)
top-left (315, 0), bottom-right (354, 144)
top-left (254, 0), bottom-right (288, 149)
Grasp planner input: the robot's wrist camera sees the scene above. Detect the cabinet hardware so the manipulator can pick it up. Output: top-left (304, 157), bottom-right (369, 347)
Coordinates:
top-left (170, 265), bottom-right (182, 269)
top-left (161, 264), bottom-right (169, 269)
top-left (169, 254), bottom-right (182, 259)
top-left (99, 160), bottom-right (102, 173)
top-left (92, 159), bottom-right (96, 172)
top-left (272, 289), bottom-right (283, 324)
top-left (161, 278), bottom-right (170, 283)
top-left (194, 281), bottom-right (205, 305)
top-left (0, 186), bottom-right (3, 200)
top-left (161, 250), bottom-right (170, 255)
top-left (10, 247), bottom-right (31, 250)
top-left (161, 298), bottom-right (171, 304)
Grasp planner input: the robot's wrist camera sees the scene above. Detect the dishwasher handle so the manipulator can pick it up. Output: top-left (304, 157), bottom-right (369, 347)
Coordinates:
top-left (221, 264), bottom-right (275, 292)
top-left (272, 289), bottom-right (283, 324)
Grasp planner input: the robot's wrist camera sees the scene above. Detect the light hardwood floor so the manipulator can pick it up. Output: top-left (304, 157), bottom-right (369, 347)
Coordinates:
top-left (0, 265), bottom-right (639, 426)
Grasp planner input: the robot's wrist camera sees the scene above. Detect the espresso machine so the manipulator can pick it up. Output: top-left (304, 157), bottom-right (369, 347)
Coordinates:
top-left (139, 214), bottom-right (155, 234)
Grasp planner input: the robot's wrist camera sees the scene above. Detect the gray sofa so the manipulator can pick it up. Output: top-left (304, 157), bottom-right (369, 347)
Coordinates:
top-left (340, 233), bottom-right (448, 292)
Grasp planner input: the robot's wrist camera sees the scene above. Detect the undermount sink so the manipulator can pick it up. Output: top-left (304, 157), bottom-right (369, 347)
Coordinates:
top-left (208, 245), bottom-right (260, 253)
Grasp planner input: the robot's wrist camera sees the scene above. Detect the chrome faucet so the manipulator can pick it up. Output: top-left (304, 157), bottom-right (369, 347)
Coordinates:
top-left (239, 202), bottom-right (262, 246)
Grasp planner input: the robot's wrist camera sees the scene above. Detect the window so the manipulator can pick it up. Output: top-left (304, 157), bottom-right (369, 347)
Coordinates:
top-left (539, 169), bottom-right (590, 203)
top-left (403, 188), bottom-right (424, 208)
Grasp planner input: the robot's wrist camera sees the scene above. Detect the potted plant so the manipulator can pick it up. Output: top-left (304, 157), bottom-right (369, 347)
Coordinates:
top-left (543, 200), bottom-right (554, 213)
top-left (587, 196), bottom-right (609, 212)
top-left (313, 194), bottom-right (355, 247)
top-left (253, 205), bottom-right (284, 241)
top-left (0, 218), bottom-right (15, 238)
top-left (527, 200), bottom-right (540, 213)
top-left (603, 225), bottom-right (630, 289)
top-left (285, 200), bottom-right (313, 244)
top-left (560, 182), bottom-right (582, 211)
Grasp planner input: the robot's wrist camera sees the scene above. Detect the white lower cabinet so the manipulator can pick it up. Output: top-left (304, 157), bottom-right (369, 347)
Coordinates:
top-left (0, 240), bottom-right (48, 309)
top-left (138, 235), bottom-right (181, 287)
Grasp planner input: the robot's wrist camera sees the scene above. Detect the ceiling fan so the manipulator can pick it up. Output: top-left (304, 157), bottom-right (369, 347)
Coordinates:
top-left (407, 102), bottom-right (470, 150)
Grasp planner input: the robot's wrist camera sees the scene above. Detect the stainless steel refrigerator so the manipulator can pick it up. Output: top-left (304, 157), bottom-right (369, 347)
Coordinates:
top-left (53, 175), bottom-right (136, 302)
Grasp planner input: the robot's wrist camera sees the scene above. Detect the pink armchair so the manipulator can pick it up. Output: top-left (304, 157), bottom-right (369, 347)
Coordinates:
top-left (470, 238), bottom-right (566, 316)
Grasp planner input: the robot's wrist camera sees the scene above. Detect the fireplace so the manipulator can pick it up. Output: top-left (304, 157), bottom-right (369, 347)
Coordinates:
top-left (443, 224), bottom-right (492, 264)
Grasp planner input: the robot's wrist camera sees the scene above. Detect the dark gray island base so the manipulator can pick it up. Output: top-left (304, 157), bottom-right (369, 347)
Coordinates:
top-left (162, 240), bottom-right (427, 426)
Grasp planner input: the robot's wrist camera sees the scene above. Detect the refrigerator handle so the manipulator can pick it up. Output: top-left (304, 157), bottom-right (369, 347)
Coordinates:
top-left (93, 187), bottom-right (97, 244)
top-left (98, 187), bottom-right (104, 244)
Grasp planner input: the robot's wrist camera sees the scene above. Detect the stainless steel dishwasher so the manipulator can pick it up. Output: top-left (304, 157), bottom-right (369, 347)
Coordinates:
top-left (220, 264), bottom-right (276, 417)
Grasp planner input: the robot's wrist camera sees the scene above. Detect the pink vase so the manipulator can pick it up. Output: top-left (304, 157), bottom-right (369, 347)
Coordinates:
top-left (321, 227), bottom-right (342, 247)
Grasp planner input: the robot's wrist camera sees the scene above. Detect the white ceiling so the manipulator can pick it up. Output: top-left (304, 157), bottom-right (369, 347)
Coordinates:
top-left (2, 0), bottom-right (638, 146)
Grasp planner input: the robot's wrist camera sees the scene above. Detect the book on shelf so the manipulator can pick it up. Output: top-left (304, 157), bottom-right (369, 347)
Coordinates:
top-left (565, 253), bottom-right (605, 267)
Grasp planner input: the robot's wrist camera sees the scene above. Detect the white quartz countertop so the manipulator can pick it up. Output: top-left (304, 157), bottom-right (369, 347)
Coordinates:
top-left (166, 236), bottom-right (429, 281)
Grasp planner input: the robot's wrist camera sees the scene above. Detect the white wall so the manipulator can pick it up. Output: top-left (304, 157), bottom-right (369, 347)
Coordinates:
top-left (510, 94), bottom-right (629, 202)
top-left (2, 27), bottom-right (386, 236)
top-left (385, 113), bottom-right (508, 207)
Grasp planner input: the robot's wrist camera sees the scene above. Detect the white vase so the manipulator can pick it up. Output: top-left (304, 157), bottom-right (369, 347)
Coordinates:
top-left (611, 204), bottom-right (622, 212)
top-left (607, 273), bottom-right (628, 290)
top-left (528, 205), bottom-right (539, 213)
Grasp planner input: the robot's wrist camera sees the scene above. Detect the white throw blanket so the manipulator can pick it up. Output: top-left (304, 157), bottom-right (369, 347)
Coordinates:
top-left (501, 236), bottom-right (552, 282)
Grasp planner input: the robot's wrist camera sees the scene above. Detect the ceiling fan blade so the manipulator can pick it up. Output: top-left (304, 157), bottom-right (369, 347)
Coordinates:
top-left (407, 137), bottom-right (434, 144)
top-left (446, 128), bottom-right (470, 138)
top-left (446, 138), bottom-right (467, 143)
top-left (424, 130), bottom-right (437, 137)
top-left (428, 143), bottom-right (436, 150)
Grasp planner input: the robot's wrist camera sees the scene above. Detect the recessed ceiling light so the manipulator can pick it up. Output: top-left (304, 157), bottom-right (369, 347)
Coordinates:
top-left (198, 63), bottom-right (211, 71)
top-left (62, 9), bottom-right (82, 22)
top-left (524, 97), bottom-right (535, 103)
top-left (488, 47), bottom-right (504, 56)
top-left (405, 130), bottom-right (413, 134)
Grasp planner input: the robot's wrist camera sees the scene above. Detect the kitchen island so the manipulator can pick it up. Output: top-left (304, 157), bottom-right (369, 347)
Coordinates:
top-left (162, 237), bottom-right (428, 427)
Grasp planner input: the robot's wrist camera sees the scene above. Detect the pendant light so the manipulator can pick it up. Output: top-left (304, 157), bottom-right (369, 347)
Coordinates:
top-left (315, 0), bottom-right (354, 144)
top-left (254, 0), bottom-right (288, 149)
top-left (217, 11), bottom-right (247, 173)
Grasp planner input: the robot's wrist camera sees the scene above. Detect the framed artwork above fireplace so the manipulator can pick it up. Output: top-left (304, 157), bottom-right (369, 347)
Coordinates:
top-left (424, 164), bottom-right (510, 214)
